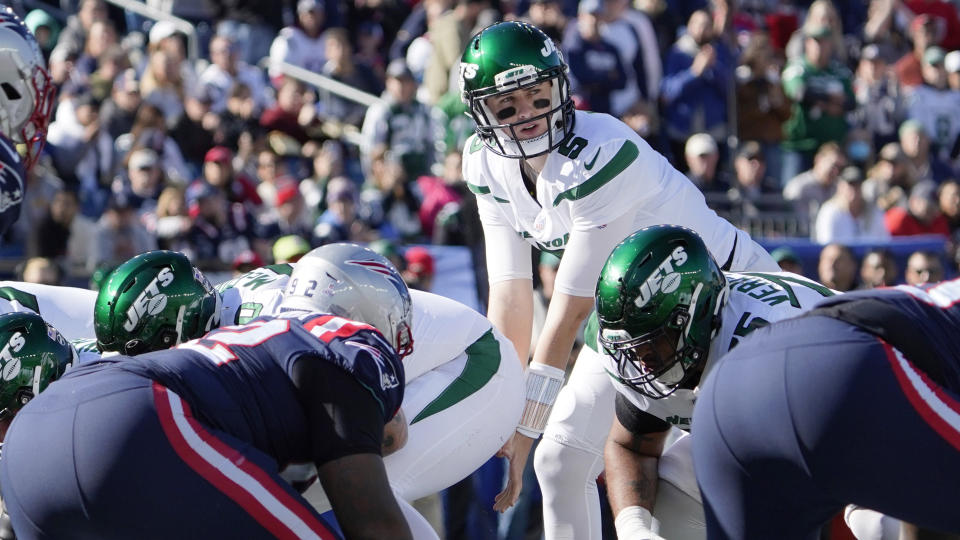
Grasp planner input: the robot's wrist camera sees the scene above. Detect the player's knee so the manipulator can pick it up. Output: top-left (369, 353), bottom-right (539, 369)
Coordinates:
top-left (535, 437), bottom-right (598, 488)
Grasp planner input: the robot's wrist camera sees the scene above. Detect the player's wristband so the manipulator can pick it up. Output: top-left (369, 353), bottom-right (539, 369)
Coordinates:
top-left (614, 506), bottom-right (662, 539)
top-left (516, 362), bottom-right (565, 439)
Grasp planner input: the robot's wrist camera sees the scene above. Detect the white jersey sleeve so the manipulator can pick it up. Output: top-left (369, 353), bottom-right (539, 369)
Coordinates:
top-left (0, 282), bottom-right (97, 341)
top-left (404, 289), bottom-right (500, 382)
top-left (216, 264), bottom-right (293, 325)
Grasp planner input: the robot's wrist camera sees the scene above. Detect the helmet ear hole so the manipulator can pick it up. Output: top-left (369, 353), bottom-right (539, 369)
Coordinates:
top-left (1, 83), bottom-right (20, 100)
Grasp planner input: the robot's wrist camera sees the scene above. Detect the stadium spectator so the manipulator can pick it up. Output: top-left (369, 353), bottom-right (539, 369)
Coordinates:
top-left (260, 181), bottom-right (315, 241)
top-left (74, 20), bottom-right (118, 83)
top-left (27, 188), bottom-right (95, 274)
top-left (362, 59), bottom-right (442, 181)
top-left (198, 35), bottom-right (269, 114)
top-left (213, 0), bottom-right (286, 66)
top-left (661, 9), bottom-right (734, 169)
top-left (859, 248), bottom-right (899, 288)
top-left (946, 50), bottom-right (960, 91)
top-left (198, 146), bottom-right (262, 209)
top-left (903, 0), bottom-right (960, 50)
top-left (726, 140), bottom-right (783, 217)
top-left (852, 44), bottom-right (905, 151)
top-left (524, 0), bottom-right (567, 43)
top-left (182, 181), bottom-right (258, 271)
top-left (268, 0), bottom-right (328, 83)
top-left (863, 141), bottom-right (914, 211)
top-left (99, 69), bottom-right (141, 140)
top-left (51, 0), bottom-right (108, 66)
top-left (115, 104), bottom-right (191, 184)
top-left (253, 149), bottom-right (289, 208)
top-left (261, 78), bottom-right (312, 144)
top-left (23, 9), bottom-right (61, 61)
top-left (317, 28), bottom-right (383, 128)
top-left (784, 0), bottom-right (847, 64)
top-left (117, 148), bottom-right (165, 214)
top-left (904, 249), bottom-right (945, 285)
top-left (938, 179), bottom-right (960, 267)
top-left (595, 0), bottom-right (660, 117)
top-left (313, 176), bottom-right (372, 245)
top-left (814, 166), bottom-right (890, 244)
top-left (300, 139), bottom-right (345, 221)
top-left (561, 0), bottom-right (626, 116)
top-left (147, 21), bottom-right (197, 93)
top-left (898, 118), bottom-right (955, 183)
top-left (817, 242), bottom-right (858, 291)
top-left (169, 86), bottom-right (218, 171)
top-left (151, 185), bottom-right (190, 251)
top-left (735, 32), bottom-right (791, 179)
top-left (140, 49), bottom-right (186, 124)
top-left (423, 0), bottom-right (493, 104)
top-left (780, 23), bottom-right (854, 184)
top-left (93, 192), bottom-right (157, 267)
top-left (783, 141), bottom-right (846, 224)
top-left (770, 246), bottom-right (804, 275)
top-left (684, 133), bottom-right (727, 194)
top-left (403, 245), bottom-right (435, 291)
top-left (885, 180), bottom-right (950, 237)
top-left (905, 46), bottom-right (960, 163)
top-left (894, 14), bottom-right (943, 89)
top-left (364, 152), bottom-right (422, 241)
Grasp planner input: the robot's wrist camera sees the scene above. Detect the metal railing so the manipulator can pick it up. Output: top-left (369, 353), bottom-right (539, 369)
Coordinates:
top-left (274, 61), bottom-right (384, 108)
top-left (102, 0), bottom-right (199, 63)
top-left (271, 61), bottom-right (384, 147)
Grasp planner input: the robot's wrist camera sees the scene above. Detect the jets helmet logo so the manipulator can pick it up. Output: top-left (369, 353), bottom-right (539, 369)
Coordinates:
top-left (0, 330), bottom-right (25, 381)
top-left (124, 267), bottom-right (175, 331)
top-left (634, 247), bottom-right (689, 308)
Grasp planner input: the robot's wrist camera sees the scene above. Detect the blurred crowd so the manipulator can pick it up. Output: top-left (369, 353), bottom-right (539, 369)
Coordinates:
top-left (6, 0), bottom-right (960, 294)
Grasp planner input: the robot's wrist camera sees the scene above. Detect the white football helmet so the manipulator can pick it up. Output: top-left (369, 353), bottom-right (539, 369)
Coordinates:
top-left (0, 7), bottom-right (53, 169)
top-left (280, 243), bottom-right (414, 358)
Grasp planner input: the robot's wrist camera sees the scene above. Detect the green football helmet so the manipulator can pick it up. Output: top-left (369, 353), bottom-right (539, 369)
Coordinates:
top-left (0, 312), bottom-right (76, 424)
top-left (459, 21), bottom-right (574, 158)
top-left (596, 226), bottom-right (727, 399)
top-left (94, 251), bottom-right (221, 355)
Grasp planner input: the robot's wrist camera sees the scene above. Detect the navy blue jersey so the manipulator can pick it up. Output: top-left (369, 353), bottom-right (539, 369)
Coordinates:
top-left (809, 279), bottom-right (960, 391)
top-left (70, 312), bottom-right (404, 467)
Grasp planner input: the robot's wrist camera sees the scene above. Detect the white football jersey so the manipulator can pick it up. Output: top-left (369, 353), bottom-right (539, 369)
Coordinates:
top-left (593, 270), bottom-right (837, 428)
top-left (906, 86), bottom-right (960, 152)
top-left (218, 266), bottom-right (494, 382)
top-left (462, 111), bottom-right (776, 274)
top-left (0, 281), bottom-right (98, 341)
top-left (216, 264), bottom-right (293, 326)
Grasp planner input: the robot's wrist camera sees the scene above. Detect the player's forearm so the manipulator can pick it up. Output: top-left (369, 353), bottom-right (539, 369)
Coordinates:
top-left (530, 292), bottom-right (593, 371)
top-left (604, 437), bottom-right (660, 515)
top-left (487, 279), bottom-right (533, 365)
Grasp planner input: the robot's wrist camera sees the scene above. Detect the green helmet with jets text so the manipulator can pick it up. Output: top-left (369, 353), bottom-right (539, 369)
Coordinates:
top-left (94, 251), bottom-right (222, 355)
top-left (459, 21), bottom-right (574, 159)
top-left (596, 226), bottom-right (727, 399)
top-left (0, 312), bottom-right (76, 423)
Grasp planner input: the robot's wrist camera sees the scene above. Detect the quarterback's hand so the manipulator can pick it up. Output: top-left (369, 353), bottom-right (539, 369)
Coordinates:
top-left (493, 431), bottom-right (535, 512)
